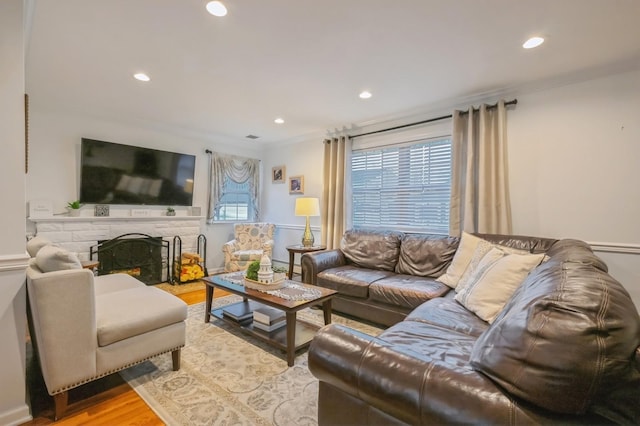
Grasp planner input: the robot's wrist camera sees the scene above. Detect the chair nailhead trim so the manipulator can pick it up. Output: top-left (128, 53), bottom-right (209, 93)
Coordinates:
top-left (50, 345), bottom-right (184, 395)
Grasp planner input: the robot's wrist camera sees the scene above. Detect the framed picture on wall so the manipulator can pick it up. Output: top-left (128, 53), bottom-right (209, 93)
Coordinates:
top-left (289, 175), bottom-right (304, 194)
top-left (272, 165), bottom-right (286, 183)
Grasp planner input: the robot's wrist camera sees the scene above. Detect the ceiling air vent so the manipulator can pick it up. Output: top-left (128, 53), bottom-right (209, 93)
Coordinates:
top-left (245, 134), bottom-right (259, 140)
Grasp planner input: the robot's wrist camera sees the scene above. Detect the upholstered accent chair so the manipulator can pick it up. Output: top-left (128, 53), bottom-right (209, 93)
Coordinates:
top-left (25, 236), bottom-right (188, 420)
top-left (223, 223), bottom-right (275, 272)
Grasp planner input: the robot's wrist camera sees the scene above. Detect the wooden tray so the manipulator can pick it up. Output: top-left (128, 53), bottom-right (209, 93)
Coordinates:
top-left (243, 277), bottom-right (286, 290)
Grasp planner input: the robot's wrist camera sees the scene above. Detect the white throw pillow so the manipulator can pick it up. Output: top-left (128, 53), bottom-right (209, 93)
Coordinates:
top-left (455, 240), bottom-right (528, 293)
top-left (436, 232), bottom-right (484, 289)
top-left (35, 245), bottom-right (82, 272)
top-left (26, 235), bottom-right (53, 257)
top-left (455, 248), bottom-right (546, 323)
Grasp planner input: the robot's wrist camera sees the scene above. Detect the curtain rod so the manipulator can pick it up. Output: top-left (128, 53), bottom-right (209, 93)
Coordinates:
top-left (348, 99), bottom-right (517, 139)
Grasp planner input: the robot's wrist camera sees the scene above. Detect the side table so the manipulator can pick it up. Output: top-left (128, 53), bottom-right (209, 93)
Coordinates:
top-left (286, 245), bottom-right (326, 279)
top-left (81, 260), bottom-right (99, 276)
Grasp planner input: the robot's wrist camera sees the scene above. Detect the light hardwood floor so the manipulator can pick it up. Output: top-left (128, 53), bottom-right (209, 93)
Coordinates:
top-left (23, 287), bottom-right (216, 426)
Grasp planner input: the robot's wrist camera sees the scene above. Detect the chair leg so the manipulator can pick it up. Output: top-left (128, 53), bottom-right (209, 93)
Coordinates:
top-left (53, 391), bottom-right (68, 421)
top-left (172, 349), bottom-right (181, 371)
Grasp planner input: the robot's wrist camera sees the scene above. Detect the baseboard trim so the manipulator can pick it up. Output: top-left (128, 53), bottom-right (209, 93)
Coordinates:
top-left (0, 404), bottom-right (32, 426)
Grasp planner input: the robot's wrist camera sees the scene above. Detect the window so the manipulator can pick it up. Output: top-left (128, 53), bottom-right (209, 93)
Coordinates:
top-left (351, 137), bottom-right (452, 234)
top-left (208, 152), bottom-right (260, 223)
top-left (213, 179), bottom-right (252, 221)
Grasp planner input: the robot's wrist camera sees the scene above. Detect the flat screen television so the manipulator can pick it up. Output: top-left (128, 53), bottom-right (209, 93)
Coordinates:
top-left (80, 138), bottom-right (196, 206)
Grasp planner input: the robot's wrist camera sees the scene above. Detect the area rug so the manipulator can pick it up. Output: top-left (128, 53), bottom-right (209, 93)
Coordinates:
top-left (119, 296), bottom-right (382, 425)
top-left (154, 280), bottom-right (205, 295)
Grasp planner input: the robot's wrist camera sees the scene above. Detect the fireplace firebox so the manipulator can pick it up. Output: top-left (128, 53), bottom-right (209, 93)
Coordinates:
top-left (90, 233), bottom-right (169, 285)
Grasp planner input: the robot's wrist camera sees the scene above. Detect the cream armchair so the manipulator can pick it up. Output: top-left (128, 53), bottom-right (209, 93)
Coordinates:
top-left (223, 223), bottom-right (275, 272)
top-left (25, 237), bottom-right (187, 420)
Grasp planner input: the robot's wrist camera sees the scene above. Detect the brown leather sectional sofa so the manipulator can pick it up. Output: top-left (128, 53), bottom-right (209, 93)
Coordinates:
top-left (302, 229), bottom-right (640, 424)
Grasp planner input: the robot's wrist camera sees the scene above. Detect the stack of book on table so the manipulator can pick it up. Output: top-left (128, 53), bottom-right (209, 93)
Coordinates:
top-left (253, 306), bottom-right (286, 332)
top-left (222, 301), bottom-right (259, 324)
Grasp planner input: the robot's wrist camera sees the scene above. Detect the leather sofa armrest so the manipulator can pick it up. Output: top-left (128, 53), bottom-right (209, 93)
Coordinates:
top-left (222, 239), bottom-right (238, 253)
top-left (301, 249), bottom-right (345, 285)
top-left (309, 324), bottom-right (430, 425)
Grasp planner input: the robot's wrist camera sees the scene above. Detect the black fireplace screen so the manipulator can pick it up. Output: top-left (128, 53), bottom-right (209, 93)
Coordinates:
top-left (90, 233), bottom-right (169, 285)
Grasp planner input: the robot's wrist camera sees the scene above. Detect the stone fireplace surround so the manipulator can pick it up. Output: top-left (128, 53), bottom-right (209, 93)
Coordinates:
top-left (28, 216), bottom-right (204, 271)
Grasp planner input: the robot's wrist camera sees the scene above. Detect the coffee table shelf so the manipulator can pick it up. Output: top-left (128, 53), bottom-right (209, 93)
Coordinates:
top-left (211, 301), bottom-right (320, 352)
top-left (203, 274), bottom-right (337, 366)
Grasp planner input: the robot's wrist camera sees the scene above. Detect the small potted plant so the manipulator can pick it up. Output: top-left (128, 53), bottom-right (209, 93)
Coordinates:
top-left (67, 200), bottom-right (82, 217)
top-left (166, 207), bottom-right (176, 217)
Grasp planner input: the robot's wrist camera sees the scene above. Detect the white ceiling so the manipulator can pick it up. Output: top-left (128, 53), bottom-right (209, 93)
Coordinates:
top-left (26, 0), bottom-right (640, 146)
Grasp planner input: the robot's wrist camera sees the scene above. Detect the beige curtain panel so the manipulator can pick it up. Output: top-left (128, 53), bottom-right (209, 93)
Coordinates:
top-left (322, 137), bottom-right (348, 249)
top-left (449, 100), bottom-right (512, 236)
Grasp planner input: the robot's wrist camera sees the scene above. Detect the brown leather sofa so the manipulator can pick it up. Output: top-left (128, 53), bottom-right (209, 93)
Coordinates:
top-left (301, 229), bottom-right (557, 327)
top-left (304, 230), bottom-right (640, 424)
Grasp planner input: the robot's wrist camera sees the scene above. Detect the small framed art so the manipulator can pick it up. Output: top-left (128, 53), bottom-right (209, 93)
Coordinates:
top-left (94, 204), bottom-right (110, 217)
top-left (289, 175), bottom-right (304, 194)
top-left (272, 165), bottom-right (286, 183)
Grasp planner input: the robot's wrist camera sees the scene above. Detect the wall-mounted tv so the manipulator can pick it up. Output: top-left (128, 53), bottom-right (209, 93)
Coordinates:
top-left (80, 138), bottom-right (196, 206)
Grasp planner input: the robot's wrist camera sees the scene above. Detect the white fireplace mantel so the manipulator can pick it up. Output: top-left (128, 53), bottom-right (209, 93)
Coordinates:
top-left (29, 215), bottom-right (205, 223)
top-left (29, 216), bottom-right (205, 261)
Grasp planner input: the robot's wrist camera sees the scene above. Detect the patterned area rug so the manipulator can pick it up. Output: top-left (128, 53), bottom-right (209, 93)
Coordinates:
top-left (154, 280), bottom-right (205, 295)
top-left (119, 296), bottom-right (382, 425)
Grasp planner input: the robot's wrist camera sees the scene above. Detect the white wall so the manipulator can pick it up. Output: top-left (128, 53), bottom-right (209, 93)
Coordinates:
top-left (260, 139), bottom-right (324, 269)
top-left (0, 0), bottom-right (32, 423)
top-left (262, 68), bottom-right (640, 305)
top-left (508, 68), bottom-right (640, 307)
top-left (25, 109), bottom-right (262, 272)
top-left (24, 48), bottom-right (640, 307)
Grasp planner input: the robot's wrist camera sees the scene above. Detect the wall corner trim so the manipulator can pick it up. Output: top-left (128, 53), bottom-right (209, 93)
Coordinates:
top-left (0, 252), bottom-right (30, 272)
top-left (589, 241), bottom-right (640, 255)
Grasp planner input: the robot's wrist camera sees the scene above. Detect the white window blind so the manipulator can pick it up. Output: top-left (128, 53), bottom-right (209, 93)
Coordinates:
top-left (351, 137), bottom-right (452, 234)
top-left (214, 179), bottom-right (252, 221)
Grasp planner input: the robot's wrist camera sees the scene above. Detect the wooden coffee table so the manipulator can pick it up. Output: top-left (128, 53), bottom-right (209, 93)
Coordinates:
top-left (203, 274), bottom-right (337, 366)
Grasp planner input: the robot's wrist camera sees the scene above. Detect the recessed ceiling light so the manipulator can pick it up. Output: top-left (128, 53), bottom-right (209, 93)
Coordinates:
top-left (523, 36), bottom-right (544, 49)
top-left (206, 1), bottom-right (227, 17)
top-left (133, 73), bottom-right (150, 82)
top-left (274, 118), bottom-right (284, 124)
top-left (359, 91), bottom-right (372, 99)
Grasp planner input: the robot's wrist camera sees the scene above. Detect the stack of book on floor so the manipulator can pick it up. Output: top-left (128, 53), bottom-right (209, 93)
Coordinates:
top-left (253, 306), bottom-right (286, 332)
top-left (222, 301), bottom-right (259, 324)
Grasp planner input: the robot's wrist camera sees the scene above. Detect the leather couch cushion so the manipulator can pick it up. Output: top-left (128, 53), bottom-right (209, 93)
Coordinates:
top-left (474, 232), bottom-right (558, 254)
top-left (369, 275), bottom-right (449, 309)
top-left (341, 229), bottom-right (403, 271)
top-left (470, 248), bottom-right (640, 422)
top-left (318, 266), bottom-right (394, 298)
top-left (406, 297), bottom-right (489, 338)
top-left (395, 234), bottom-right (459, 277)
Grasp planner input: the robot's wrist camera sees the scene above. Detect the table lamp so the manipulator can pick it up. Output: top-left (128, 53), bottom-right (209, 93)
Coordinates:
top-left (295, 197), bottom-right (320, 247)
